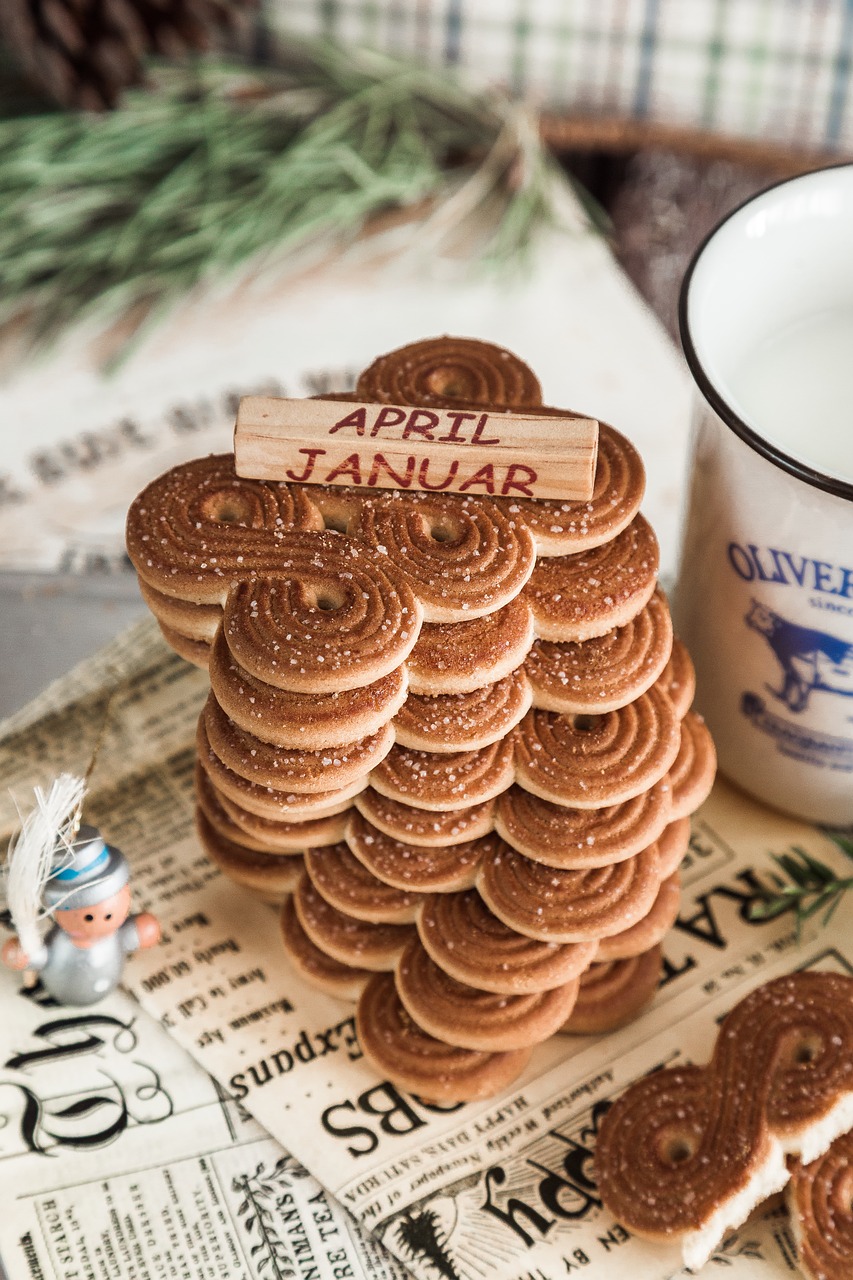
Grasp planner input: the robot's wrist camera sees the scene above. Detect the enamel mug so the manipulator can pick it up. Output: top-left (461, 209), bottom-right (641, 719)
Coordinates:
top-left (676, 165), bottom-right (853, 825)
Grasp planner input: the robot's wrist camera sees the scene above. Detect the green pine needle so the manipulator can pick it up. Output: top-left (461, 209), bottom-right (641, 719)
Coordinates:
top-left (0, 44), bottom-right (590, 350)
top-left (749, 833), bottom-right (853, 938)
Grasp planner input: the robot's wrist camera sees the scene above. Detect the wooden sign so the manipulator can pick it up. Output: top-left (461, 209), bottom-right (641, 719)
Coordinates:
top-left (234, 397), bottom-right (599, 501)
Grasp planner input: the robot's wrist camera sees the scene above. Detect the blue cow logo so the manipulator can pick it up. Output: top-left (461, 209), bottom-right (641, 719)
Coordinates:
top-left (745, 600), bottom-right (853, 713)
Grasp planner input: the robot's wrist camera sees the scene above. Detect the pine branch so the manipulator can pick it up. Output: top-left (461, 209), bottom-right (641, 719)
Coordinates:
top-left (749, 833), bottom-right (853, 938)
top-left (0, 44), bottom-right (589, 350)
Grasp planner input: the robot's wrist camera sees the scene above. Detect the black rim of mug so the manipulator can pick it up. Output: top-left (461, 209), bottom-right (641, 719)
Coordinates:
top-left (678, 161), bottom-right (853, 505)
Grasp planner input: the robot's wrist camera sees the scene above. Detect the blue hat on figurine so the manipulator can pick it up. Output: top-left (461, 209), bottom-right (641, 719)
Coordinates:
top-left (42, 823), bottom-right (129, 911)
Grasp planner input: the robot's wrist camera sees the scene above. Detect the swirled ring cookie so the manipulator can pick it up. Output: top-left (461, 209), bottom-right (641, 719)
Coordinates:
top-left (560, 945), bottom-right (662, 1034)
top-left (394, 937), bottom-right (580, 1051)
top-left (356, 972), bottom-right (532, 1105)
top-left (417, 889), bottom-right (598, 994)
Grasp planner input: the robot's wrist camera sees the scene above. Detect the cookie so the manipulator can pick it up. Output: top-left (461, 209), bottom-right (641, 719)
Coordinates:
top-left (196, 763), bottom-right (348, 851)
top-left (197, 716), bottom-right (365, 819)
top-left (202, 693), bottom-right (395, 793)
top-left (595, 872), bottom-right (681, 961)
top-left (394, 670), bottom-right (533, 752)
top-left (394, 937), bottom-right (580, 1051)
top-left (126, 452), bottom-right (322, 604)
top-left (788, 1128), bottom-right (853, 1280)
top-left (157, 621), bottom-right (211, 668)
top-left (655, 816), bottom-right (691, 878)
top-left (370, 737), bottom-right (516, 811)
top-left (494, 781), bottom-right (672, 870)
top-left (195, 809), bottom-right (304, 900)
top-left (304, 842), bottom-right (424, 923)
top-left (595, 971), bottom-right (853, 1274)
top-left (353, 492), bottom-right (536, 623)
top-left (524, 587), bottom-right (673, 715)
top-left (524, 513), bottom-right (659, 642)
top-left (221, 537), bottom-right (422, 692)
top-left (513, 684), bottom-right (681, 809)
top-left (560, 945), bottom-right (662, 1034)
top-left (659, 636), bottom-right (697, 719)
top-left (354, 789), bottom-right (496, 846)
top-left (356, 972), bottom-right (532, 1104)
top-left (293, 875), bottom-right (415, 971)
top-left (138, 576), bottom-right (223, 642)
top-left (299, 482), bottom-right (367, 536)
top-left (345, 811), bottom-right (485, 893)
top-left (280, 895), bottom-right (372, 1000)
top-left (406, 597), bottom-right (535, 695)
top-left (503, 420), bottom-right (645, 556)
top-left (209, 628), bottom-right (408, 750)
top-left (476, 838), bottom-right (664, 943)
top-left (417, 889), bottom-right (598, 994)
top-left (356, 336), bottom-right (542, 410)
top-left (668, 711), bottom-right (717, 820)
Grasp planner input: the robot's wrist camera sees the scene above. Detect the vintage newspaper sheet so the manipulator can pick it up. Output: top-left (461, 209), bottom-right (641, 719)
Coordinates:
top-left (2, 619), bottom-right (850, 1279)
top-left (0, 972), bottom-right (408, 1280)
top-left (0, 201), bottom-right (690, 581)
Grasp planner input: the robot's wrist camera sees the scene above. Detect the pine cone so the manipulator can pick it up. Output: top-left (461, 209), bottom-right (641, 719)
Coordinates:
top-left (0, 0), bottom-right (255, 110)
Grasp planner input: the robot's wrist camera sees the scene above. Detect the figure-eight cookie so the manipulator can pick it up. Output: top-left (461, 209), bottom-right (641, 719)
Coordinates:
top-left (595, 971), bottom-right (853, 1274)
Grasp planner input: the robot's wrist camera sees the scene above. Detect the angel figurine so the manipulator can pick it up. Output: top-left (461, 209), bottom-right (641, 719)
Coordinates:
top-left (1, 775), bottom-right (160, 1005)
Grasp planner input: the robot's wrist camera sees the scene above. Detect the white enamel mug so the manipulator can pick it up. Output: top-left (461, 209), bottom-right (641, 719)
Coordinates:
top-left (676, 165), bottom-right (853, 825)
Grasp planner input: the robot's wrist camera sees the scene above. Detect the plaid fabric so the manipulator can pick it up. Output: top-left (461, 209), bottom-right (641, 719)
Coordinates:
top-left (266, 0), bottom-right (853, 151)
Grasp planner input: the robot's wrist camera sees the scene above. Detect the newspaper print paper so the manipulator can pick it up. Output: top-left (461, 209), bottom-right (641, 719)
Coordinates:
top-left (0, 207), bottom-right (690, 580)
top-left (3, 619), bottom-right (850, 1279)
top-left (0, 975), bottom-right (408, 1280)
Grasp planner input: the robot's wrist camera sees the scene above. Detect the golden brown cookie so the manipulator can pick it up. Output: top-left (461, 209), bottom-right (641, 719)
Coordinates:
top-left (196, 763), bottom-right (349, 851)
top-left (354, 789), bottom-right (496, 845)
top-left (513, 685), bottom-right (681, 809)
top-left (668, 711), bottom-right (717, 820)
top-left (209, 628), bottom-right (408, 750)
top-left (524, 513), bottom-right (659, 642)
top-left (221, 536), bottom-right (423, 692)
top-left (494, 781), bottom-right (672, 869)
top-left (595, 971), bottom-right (853, 1274)
top-left (393, 669), bottom-right (533, 752)
top-left (595, 872), bottom-right (681, 960)
top-left (353, 492), bottom-right (536, 623)
top-left (356, 972), bottom-right (532, 1104)
top-left (138, 576), bottom-right (223, 642)
top-left (659, 636), bottom-right (697, 719)
top-left (394, 937), bottom-right (580, 1051)
top-left (345, 812), bottom-right (486, 892)
top-left (293, 875), bottom-right (415, 970)
top-left (202, 693), bottom-right (395, 793)
top-left (406, 597), bottom-right (535, 695)
top-left (417, 889), bottom-right (598, 994)
top-left (503, 421), bottom-right (645, 556)
top-left (370, 737), bottom-right (516, 811)
top-left (476, 838), bottom-right (664, 943)
top-left (300, 483), bottom-right (367, 536)
top-left (560, 944), bottom-right (662, 1033)
top-left (524, 588), bottom-right (673, 715)
top-left (280, 895), bottom-right (372, 1000)
top-left (788, 1129), bottom-right (853, 1280)
top-left (126, 453), bottom-right (322, 604)
top-left (197, 716), bottom-right (365, 819)
top-left (157, 621), bottom-right (211, 668)
top-left (195, 809), bottom-right (304, 899)
top-left (304, 842), bottom-right (424, 923)
top-left (356, 336), bottom-right (542, 410)
top-left (655, 816), bottom-right (691, 878)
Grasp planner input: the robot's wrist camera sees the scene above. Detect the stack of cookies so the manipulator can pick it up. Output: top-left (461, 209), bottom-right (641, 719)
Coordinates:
top-left (127, 336), bottom-right (716, 1103)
